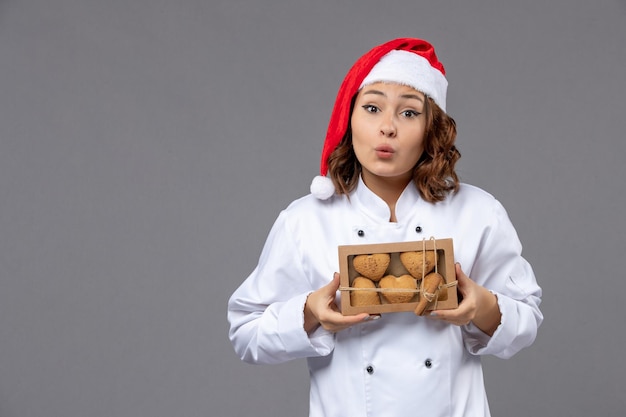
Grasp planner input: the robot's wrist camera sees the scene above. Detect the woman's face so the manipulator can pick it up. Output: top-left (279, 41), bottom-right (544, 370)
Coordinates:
top-left (351, 82), bottom-right (427, 187)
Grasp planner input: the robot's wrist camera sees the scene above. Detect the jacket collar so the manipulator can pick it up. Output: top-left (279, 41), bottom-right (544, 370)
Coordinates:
top-left (352, 175), bottom-right (422, 222)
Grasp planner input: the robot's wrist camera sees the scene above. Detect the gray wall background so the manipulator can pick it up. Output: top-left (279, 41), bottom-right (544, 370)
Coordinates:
top-left (1, 0), bottom-right (625, 416)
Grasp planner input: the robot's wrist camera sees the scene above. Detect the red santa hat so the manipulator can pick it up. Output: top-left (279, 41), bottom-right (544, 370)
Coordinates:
top-left (310, 38), bottom-right (448, 200)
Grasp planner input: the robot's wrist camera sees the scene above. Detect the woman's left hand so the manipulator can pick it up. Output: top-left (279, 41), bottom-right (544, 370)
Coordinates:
top-left (427, 263), bottom-right (501, 336)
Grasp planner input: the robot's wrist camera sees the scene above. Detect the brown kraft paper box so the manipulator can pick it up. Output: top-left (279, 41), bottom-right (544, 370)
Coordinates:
top-left (339, 238), bottom-right (458, 315)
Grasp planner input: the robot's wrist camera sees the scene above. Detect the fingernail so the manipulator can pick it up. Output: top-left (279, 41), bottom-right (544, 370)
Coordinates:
top-left (429, 312), bottom-right (438, 317)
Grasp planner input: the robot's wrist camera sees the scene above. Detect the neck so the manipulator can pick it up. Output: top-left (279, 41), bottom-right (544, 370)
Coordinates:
top-left (361, 173), bottom-right (411, 222)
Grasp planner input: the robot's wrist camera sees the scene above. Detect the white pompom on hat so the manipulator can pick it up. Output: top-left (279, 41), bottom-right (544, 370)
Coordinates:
top-left (310, 38), bottom-right (448, 200)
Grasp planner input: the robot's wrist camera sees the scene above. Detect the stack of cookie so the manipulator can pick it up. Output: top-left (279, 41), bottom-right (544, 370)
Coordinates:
top-left (350, 251), bottom-right (440, 306)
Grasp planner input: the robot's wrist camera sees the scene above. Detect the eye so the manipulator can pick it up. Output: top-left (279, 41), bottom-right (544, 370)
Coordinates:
top-left (362, 104), bottom-right (380, 113)
top-left (401, 109), bottom-right (421, 118)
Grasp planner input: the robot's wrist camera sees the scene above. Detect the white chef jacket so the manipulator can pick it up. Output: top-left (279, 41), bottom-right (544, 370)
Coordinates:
top-left (228, 177), bottom-right (543, 417)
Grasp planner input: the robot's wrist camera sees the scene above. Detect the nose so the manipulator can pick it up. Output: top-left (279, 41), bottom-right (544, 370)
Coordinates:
top-left (380, 114), bottom-right (397, 138)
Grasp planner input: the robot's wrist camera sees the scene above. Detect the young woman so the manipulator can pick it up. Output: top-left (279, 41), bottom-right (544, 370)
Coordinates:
top-left (228, 38), bottom-right (543, 417)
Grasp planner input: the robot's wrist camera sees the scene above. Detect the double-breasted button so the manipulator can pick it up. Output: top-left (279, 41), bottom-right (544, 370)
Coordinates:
top-left (357, 230), bottom-right (365, 237)
top-left (424, 359), bottom-right (433, 369)
top-left (366, 365), bottom-right (374, 374)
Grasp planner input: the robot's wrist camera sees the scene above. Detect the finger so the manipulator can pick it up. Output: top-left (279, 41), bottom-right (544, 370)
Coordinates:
top-left (427, 289), bottom-right (472, 324)
top-left (455, 263), bottom-right (468, 284)
top-left (455, 263), bottom-right (474, 298)
top-left (321, 273), bottom-right (341, 297)
top-left (323, 311), bottom-right (372, 332)
top-left (426, 309), bottom-right (471, 326)
top-left (428, 304), bottom-right (469, 321)
top-left (347, 312), bottom-right (372, 324)
top-left (330, 272), bottom-right (341, 290)
top-left (428, 301), bottom-right (463, 319)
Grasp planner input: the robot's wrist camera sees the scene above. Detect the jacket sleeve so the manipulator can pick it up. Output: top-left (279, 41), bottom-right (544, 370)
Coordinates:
top-left (462, 200), bottom-right (543, 359)
top-left (227, 210), bottom-right (335, 364)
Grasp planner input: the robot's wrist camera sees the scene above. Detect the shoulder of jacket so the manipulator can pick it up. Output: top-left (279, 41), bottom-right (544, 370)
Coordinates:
top-left (456, 183), bottom-right (496, 201)
top-left (279, 192), bottom-right (348, 221)
top-left (443, 183), bottom-right (504, 214)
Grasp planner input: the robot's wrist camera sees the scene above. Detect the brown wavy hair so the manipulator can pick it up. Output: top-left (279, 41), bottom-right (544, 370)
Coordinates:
top-left (326, 94), bottom-right (461, 203)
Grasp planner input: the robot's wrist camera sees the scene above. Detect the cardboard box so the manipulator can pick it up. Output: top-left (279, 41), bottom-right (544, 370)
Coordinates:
top-left (339, 238), bottom-right (458, 315)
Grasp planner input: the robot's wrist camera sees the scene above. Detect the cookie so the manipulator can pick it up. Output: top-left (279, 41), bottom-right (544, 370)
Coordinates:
top-left (352, 253), bottom-right (390, 281)
top-left (414, 272), bottom-right (444, 316)
top-left (399, 251), bottom-right (436, 279)
top-left (350, 277), bottom-right (381, 307)
top-left (379, 274), bottom-right (417, 304)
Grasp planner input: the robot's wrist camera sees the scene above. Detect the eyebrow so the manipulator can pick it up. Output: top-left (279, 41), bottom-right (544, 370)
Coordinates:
top-left (362, 89), bottom-right (424, 103)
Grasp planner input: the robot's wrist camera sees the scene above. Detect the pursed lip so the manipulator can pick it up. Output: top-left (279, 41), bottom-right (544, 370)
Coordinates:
top-left (375, 144), bottom-right (395, 153)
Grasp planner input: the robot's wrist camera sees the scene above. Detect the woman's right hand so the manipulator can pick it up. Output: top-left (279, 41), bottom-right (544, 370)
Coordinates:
top-left (304, 273), bottom-right (374, 334)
